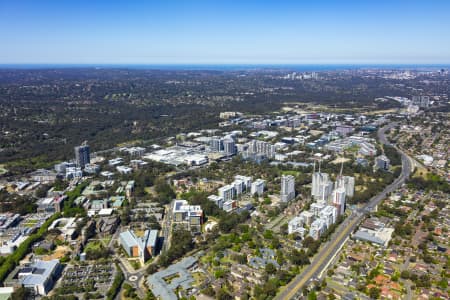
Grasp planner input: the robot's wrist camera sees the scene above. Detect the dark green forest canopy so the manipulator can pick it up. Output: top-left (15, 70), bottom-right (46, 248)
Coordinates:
top-left (1, 68), bottom-right (446, 168)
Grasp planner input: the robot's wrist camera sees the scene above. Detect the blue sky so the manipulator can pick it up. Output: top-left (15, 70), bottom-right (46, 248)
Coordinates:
top-left (1, 0), bottom-right (449, 64)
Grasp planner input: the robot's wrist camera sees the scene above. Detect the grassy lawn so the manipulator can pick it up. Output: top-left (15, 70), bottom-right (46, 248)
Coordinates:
top-left (355, 185), bottom-right (367, 192)
top-left (413, 166), bottom-right (429, 178)
top-left (281, 170), bottom-right (300, 176)
top-left (200, 254), bottom-right (212, 265)
top-left (85, 241), bottom-right (103, 251)
top-left (331, 157), bottom-right (352, 164)
top-left (117, 139), bottom-right (143, 147)
top-left (144, 186), bottom-right (158, 196)
top-left (365, 108), bottom-right (398, 115)
top-left (134, 229), bottom-right (145, 237)
top-left (22, 219), bottom-right (39, 227)
top-left (0, 167), bottom-right (7, 175)
top-left (219, 256), bottom-right (235, 265)
top-left (100, 236), bottom-right (112, 246)
top-left (192, 272), bottom-right (206, 286)
top-left (129, 259), bottom-right (141, 270)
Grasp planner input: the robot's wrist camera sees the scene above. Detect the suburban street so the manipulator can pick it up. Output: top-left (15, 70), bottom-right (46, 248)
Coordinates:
top-left (275, 122), bottom-right (414, 300)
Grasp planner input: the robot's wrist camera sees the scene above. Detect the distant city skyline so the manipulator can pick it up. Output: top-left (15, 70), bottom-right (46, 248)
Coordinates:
top-left (1, 0), bottom-right (450, 64)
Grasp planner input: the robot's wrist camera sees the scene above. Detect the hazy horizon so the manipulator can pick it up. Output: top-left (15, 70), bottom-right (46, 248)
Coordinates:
top-left (0, 63), bottom-right (449, 72)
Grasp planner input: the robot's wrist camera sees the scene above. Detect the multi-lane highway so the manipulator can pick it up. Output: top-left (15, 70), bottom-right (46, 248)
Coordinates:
top-left (275, 122), bottom-right (414, 300)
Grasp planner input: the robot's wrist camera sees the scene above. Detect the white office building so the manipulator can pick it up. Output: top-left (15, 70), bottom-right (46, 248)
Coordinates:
top-left (320, 180), bottom-right (334, 202)
top-left (54, 161), bottom-right (76, 174)
top-left (210, 137), bottom-right (224, 152)
top-left (288, 216), bottom-right (304, 235)
top-left (250, 179), bottom-right (265, 196)
top-left (223, 200), bottom-right (237, 212)
top-left (412, 95), bottom-right (430, 108)
top-left (18, 259), bottom-right (62, 296)
top-left (280, 175), bottom-right (295, 202)
top-left (309, 219), bottom-right (327, 240)
top-left (336, 176), bottom-right (355, 198)
top-left (299, 211), bottom-right (314, 226)
top-left (312, 172), bottom-right (333, 202)
top-left (65, 167), bottom-right (83, 179)
top-left (332, 186), bottom-right (346, 216)
top-left (233, 179), bottom-right (245, 196)
top-left (311, 172), bottom-right (329, 198)
top-left (172, 200), bottom-right (203, 233)
top-left (207, 195), bottom-right (224, 209)
top-left (116, 166), bottom-right (133, 174)
top-left (84, 163), bottom-right (100, 174)
top-left (223, 138), bottom-right (236, 155)
top-left (311, 201), bottom-right (326, 217)
top-left (319, 205), bottom-right (338, 228)
top-left (374, 155), bottom-right (390, 171)
top-left (246, 140), bottom-right (276, 158)
top-left (234, 175), bottom-right (252, 191)
top-left (359, 142), bottom-right (377, 156)
top-left (218, 185), bottom-right (235, 202)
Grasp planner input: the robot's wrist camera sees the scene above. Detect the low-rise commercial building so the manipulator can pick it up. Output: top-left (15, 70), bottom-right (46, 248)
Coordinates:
top-left (37, 195), bottom-right (67, 213)
top-left (147, 256), bottom-right (197, 300)
top-left (223, 200), bottom-right (237, 212)
top-left (48, 217), bottom-right (78, 240)
top-left (116, 165), bottom-right (133, 174)
top-left (65, 167), bottom-right (82, 179)
top-left (6, 259), bottom-right (62, 296)
top-left (172, 200), bottom-right (203, 233)
top-left (29, 169), bottom-right (58, 183)
top-left (374, 155), bottom-right (390, 171)
top-left (84, 163), bottom-right (100, 174)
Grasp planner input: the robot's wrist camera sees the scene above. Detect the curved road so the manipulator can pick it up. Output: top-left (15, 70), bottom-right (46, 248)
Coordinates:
top-left (275, 122), bottom-right (413, 300)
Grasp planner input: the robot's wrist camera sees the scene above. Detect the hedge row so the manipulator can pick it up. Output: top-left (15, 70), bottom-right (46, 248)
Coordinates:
top-left (106, 263), bottom-right (124, 300)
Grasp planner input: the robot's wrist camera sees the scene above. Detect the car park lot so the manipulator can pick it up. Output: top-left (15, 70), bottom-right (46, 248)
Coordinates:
top-left (53, 261), bottom-right (116, 297)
